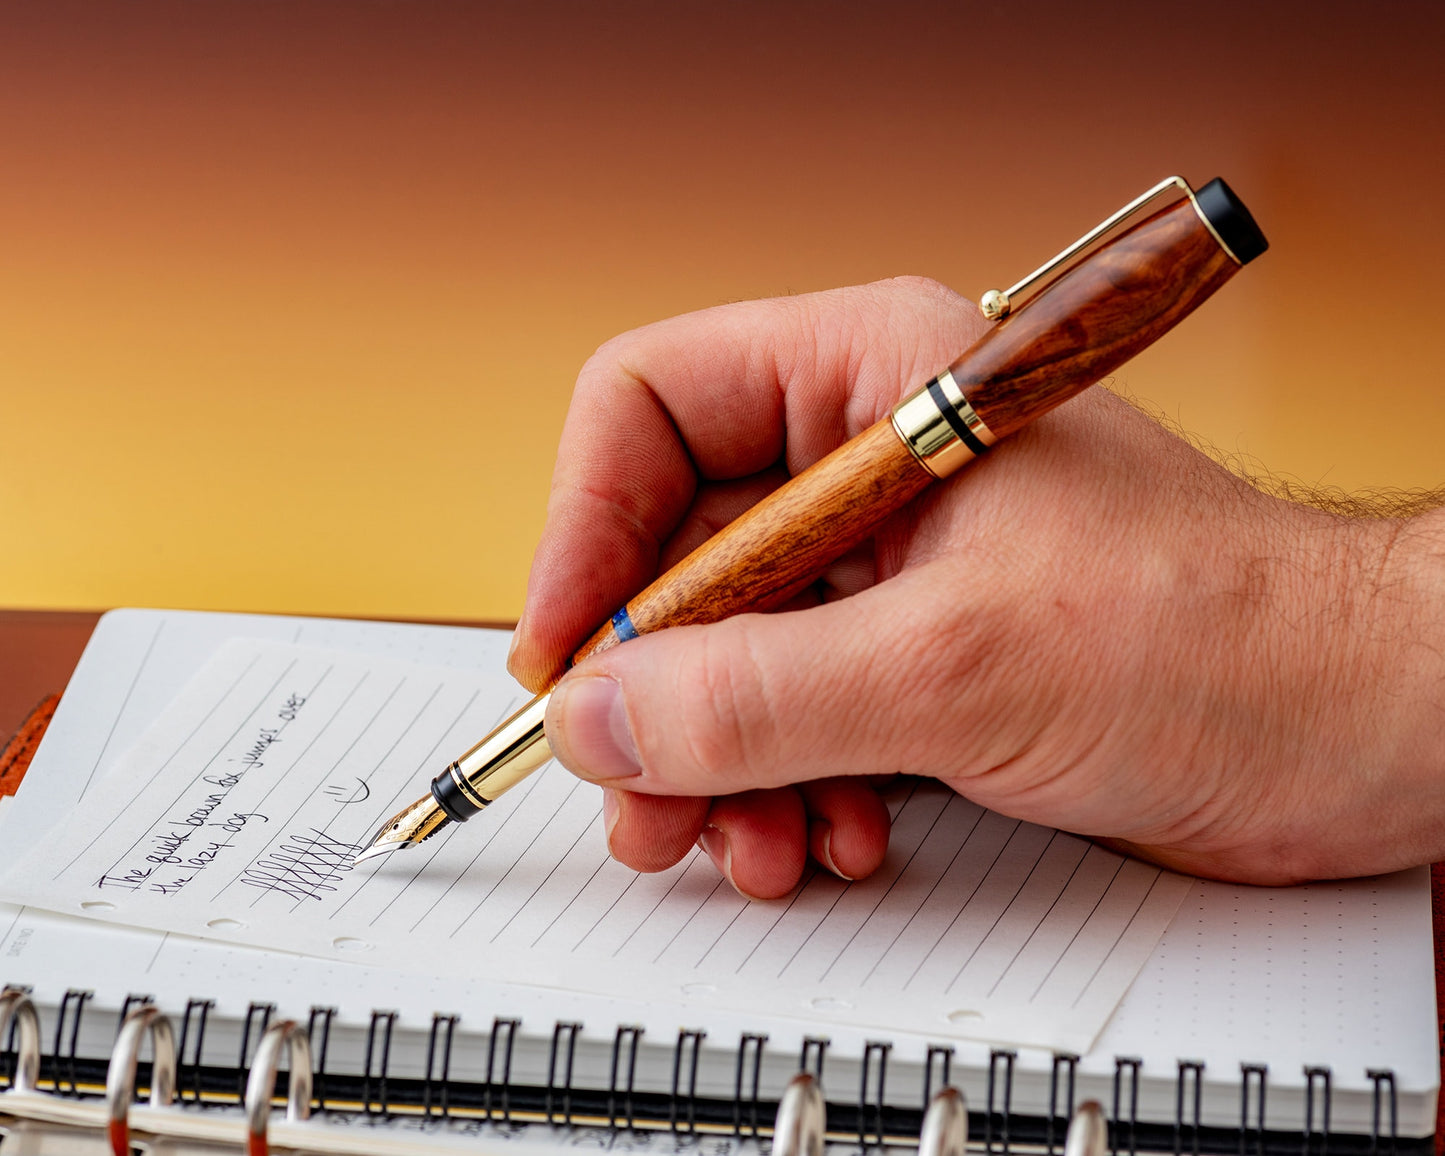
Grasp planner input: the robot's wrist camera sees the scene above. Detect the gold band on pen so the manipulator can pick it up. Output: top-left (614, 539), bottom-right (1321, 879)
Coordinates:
top-left (891, 368), bottom-right (997, 479)
top-left (451, 692), bottom-right (553, 804)
top-left (450, 762), bottom-right (492, 810)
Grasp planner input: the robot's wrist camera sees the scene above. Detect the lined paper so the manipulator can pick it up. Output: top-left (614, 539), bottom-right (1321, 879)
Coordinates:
top-left (0, 637), bottom-right (1192, 1051)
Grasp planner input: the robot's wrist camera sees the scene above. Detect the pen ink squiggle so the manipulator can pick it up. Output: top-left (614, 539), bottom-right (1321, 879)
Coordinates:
top-left (238, 830), bottom-right (365, 903)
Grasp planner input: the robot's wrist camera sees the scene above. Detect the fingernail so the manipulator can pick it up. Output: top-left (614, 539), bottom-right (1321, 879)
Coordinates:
top-left (602, 789), bottom-right (621, 854)
top-left (698, 824), bottom-right (733, 887)
top-left (812, 821), bottom-right (854, 881)
top-left (552, 673), bottom-right (643, 779)
top-left (506, 624), bottom-right (523, 665)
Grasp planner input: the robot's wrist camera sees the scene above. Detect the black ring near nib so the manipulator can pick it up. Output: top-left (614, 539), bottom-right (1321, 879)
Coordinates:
top-left (354, 793), bottom-right (452, 864)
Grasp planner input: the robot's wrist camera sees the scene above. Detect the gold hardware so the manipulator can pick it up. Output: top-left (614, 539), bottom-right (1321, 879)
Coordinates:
top-left (891, 369), bottom-right (997, 479)
top-left (358, 791), bottom-right (453, 861)
top-left (452, 691), bottom-right (553, 804)
top-left (979, 176), bottom-right (1238, 321)
top-left (356, 694), bottom-right (551, 863)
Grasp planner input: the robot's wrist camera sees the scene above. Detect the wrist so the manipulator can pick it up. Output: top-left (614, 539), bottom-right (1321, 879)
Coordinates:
top-left (1299, 506), bottom-right (1445, 876)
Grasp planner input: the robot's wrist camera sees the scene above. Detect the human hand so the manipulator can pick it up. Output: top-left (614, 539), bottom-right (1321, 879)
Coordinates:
top-left (507, 277), bottom-right (1445, 897)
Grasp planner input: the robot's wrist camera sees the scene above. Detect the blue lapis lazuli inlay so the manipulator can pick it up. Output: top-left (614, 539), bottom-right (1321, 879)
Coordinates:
top-left (610, 607), bottom-right (639, 642)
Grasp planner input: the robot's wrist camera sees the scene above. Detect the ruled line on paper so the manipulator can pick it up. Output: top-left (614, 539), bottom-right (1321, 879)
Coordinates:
top-left (55, 648), bottom-right (271, 880)
top-left (0, 637), bottom-right (1194, 1054)
top-left (80, 617), bottom-right (164, 799)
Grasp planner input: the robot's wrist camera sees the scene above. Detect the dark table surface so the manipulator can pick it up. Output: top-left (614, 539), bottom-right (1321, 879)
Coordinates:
top-left (0, 609), bottom-right (101, 740)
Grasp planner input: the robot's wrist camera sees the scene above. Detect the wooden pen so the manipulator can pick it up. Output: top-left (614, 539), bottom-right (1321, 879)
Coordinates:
top-left (355, 175), bottom-right (1267, 864)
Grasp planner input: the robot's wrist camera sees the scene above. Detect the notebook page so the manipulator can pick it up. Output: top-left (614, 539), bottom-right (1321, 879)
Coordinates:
top-left (0, 608), bottom-right (513, 860)
top-left (0, 637), bottom-right (1191, 1053)
top-left (0, 609), bottom-right (1435, 1135)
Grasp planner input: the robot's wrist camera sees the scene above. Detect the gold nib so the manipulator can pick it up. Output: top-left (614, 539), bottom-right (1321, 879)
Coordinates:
top-left (354, 793), bottom-right (452, 864)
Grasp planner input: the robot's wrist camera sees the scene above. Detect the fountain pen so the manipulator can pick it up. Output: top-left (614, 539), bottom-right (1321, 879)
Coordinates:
top-left (355, 175), bottom-right (1268, 865)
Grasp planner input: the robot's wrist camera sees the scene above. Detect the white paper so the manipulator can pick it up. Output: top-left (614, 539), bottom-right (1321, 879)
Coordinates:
top-left (0, 637), bottom-right (1190, 1053)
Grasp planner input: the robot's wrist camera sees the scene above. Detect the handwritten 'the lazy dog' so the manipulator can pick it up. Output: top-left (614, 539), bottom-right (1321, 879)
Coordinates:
top-left (93, 693), bottom-right (307, 896)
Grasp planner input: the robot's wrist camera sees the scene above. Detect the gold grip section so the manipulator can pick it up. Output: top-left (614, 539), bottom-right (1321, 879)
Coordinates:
top-left (890, 369), bottom-right (997, 479)
top-left (452, 691), bottom-right (553, 806)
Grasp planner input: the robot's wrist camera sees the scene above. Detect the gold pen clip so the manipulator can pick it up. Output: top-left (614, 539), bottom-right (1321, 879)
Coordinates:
top-left (979, 175), bottom-right (1236, 320)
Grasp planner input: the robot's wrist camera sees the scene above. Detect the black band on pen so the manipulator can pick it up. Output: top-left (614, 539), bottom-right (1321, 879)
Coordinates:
top-left (431, 766), bottom-right (484, 823)
top-left (926, 378), bottom-right (991, 458)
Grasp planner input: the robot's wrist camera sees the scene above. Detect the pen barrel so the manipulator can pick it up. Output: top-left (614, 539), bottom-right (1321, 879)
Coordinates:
top-left (571, 191), bottom-right (1251, 670)
top-left (956, 197), bottom-right (1240, 440)
top-left (571, 419), bottom-right (931, 665)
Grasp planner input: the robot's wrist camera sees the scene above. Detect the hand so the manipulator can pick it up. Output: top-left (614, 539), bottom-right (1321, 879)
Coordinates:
top-left (507, 277), bottom-right (1445, 898)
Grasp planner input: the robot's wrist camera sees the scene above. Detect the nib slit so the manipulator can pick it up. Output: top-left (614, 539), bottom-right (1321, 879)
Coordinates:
top-left (352, 792), bottom-right (452, 866)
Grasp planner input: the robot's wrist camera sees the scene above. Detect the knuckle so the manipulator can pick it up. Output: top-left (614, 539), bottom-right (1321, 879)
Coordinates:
top-left (672, 625), bottom-right (775, 788)
top-left (874, 274), bottom-right (966, 306)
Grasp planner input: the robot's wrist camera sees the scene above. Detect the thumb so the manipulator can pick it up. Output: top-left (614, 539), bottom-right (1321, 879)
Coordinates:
top-left (544, 581), bottom-right (946, 795)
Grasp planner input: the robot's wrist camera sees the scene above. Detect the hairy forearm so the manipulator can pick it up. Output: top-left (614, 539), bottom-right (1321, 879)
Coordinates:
top-left (1371, 507), bottom-right (1445, 864)
top-left (1302, 505), bottom-right (1445, 877)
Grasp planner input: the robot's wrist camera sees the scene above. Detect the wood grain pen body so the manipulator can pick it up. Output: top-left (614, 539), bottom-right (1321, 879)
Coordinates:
top-left (573, 198), bottom-right (1242, 671)
top-left (358, 177), bottom-right (1267, 860)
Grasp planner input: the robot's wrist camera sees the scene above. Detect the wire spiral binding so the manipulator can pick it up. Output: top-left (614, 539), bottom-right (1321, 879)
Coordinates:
top-left (733, 1030), bottom-right (768, 1138)
top-left (924, 1044), bottom-right (954, 1113)
top-left (177, 996), bottom-right (215, 1104)
top-left (985, 1049), bottom-right (1016, 1155)
top-left (0, 986), bottom-right (1423, 1155)
top-left (545, 1020), bottom-right (581, 1125)
top-left (1241, 1064), bottom-right (1269, 1156)
top-left (484, 1015), bottom-right (520, 1123)
top-left (608, 1024), bottom-right (644, 1130)
top-left (236, 1001), bottom-right (276, 1104)
top-left (306, 1004), bottom-right (336, 1110)
top-left (670, 1027), bottom-right (706, 1135)
top-left (801, 1036), bottom-right (829, 1080)
top-left (1367, 1070), bottom-right (1397, 1156)
top-left (423, 1012), bottom-right (459, 1121)
top-left (859, 1040), bottom-right (891, 1148)
top-left (1048, 1054), bottom-right (1080, 1155)
top-left (52, 986), bottom-right (92, 1095)
top-left (1175, 1061), bottom-right (1205, 1156)
top-left (361, 1009), bottom-right (398, 1117)
top-left (1304, 1068), bottom-right (1333, 1156)
top-left (1113, 1056), bottom-right (1144, 1156)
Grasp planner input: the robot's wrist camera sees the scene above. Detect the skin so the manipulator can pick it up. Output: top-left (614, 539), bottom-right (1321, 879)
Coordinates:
top-left (507, 277), bottom-right (1445, 900)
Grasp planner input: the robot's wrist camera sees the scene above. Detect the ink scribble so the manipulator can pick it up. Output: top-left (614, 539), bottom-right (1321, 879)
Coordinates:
top-left (238, 829), bottom-right (366, 902)
top-left (323, 777), bottom-right (371, 805)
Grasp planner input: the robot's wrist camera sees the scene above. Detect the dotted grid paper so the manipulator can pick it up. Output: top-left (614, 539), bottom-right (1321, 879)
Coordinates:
top-left (1079, 868), bottom-right (1437, 1134)
top-left (0, 630), bottom-right (1190, 1054)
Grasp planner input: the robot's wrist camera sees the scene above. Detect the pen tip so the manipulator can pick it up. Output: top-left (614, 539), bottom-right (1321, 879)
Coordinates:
top-left (353, 792), bottom-right (453, 866)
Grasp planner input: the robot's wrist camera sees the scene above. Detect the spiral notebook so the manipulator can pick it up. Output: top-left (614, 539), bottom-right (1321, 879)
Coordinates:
top-left (0, 609), bottom-right (1437, 1155)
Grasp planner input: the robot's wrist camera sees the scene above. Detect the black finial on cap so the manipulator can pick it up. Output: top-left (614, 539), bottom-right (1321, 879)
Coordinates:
top-left (1194, 178), bottom-right (1268, 264)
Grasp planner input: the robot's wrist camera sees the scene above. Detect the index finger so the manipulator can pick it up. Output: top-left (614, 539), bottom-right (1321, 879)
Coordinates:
top-left (508, 276), bottom-right (987, 690)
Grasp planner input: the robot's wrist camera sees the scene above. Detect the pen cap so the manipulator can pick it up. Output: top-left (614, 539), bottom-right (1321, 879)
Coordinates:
top-left (1194, 178), bottom-right (1268, 265)
top-left (948, 191), bottom-right (1257, 441)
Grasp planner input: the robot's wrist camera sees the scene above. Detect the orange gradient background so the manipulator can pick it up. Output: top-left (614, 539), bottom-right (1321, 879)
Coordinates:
top-left (3, 1), bottom-right (1443, 621)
